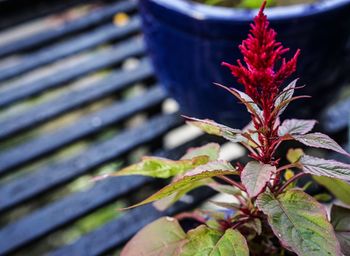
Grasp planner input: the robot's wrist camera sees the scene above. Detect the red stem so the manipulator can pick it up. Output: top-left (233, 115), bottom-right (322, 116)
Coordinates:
top-left (277, 172), bottom-right (307, 194)
top-left (218, 176), bottom-right (246, 192)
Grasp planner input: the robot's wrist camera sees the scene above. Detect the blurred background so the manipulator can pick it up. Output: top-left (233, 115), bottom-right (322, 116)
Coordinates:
top-left (0, 0), bottom-right (349, 255)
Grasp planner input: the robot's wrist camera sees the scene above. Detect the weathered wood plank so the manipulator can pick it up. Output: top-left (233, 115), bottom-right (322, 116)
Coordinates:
top-left (0, 0), bottom-right (137, 59)
top-left (0, 59), bottom-right (153, 140)
top-left (0, 37), bottom-right (145, 108)
top-left (0, 87), bottom-right (167, 212)
top-left (0, 17), bottom-right (140, 82)
top-left (0, 114), bottom-right (184, 255)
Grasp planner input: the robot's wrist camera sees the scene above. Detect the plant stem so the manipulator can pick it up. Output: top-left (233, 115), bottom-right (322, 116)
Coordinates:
top-left (277, 172), bottom-right (307, 194)
top-left (276, 163), bottom-right (299, 173)
top-left (218, 176), bottom-right (246, 191)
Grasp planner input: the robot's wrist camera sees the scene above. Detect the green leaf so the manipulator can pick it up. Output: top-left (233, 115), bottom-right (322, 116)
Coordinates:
top-left (292, 132), bottom-right (350, 157)
top-left (122, 218), bottom-right (249, 256)
top-left (241, 161), bottom-right (275, 197)
top-left (121, 217), bottom-right (187, 256)
top-left (113, 155), bottom-right (209, 179)
top-left (257, 189), bottom-right (341, 256)
top-left (209, 229), bottom-right (249, 256)
top-left (300, 155), bottom-right (350, 181)
top-left (181, 143), bottom-right (220, 161)
top-left (313, 193), bottom-right (333, 202)
top-left (125, 161), bottom-right (236, 209)
top-left (278, 119), bottom-right (316, 136)
top-left (313, 176), bottom-right (350, 205)
top-left (331, 205), bottom-right (350, 255)
top-left (185, 117), bottom-right (245, 143)
top-left (286, 148), bottom-right (304, 163)
top-left (274, 79), bottom-right (297, 116)
top-left (154, 178), bottom-right (210, 211)
top-left (182, 225), bottom-right (249, 256)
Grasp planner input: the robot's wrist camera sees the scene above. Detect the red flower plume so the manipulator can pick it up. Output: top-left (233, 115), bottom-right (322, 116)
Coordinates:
top-left (222, 1), bottom-right (300, 110)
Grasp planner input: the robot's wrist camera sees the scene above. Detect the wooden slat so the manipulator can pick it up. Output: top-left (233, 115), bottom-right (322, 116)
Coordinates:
top-left (0, 37), bottom-right (145, 108)
top-left (0, 59), bottom-right (151, 175)
top-left (0, 114), bottom-right (183, 255)
top-left (0, 113), bottom-right (181, 212)
top-left (0, 59), bottom-right (153, 140)
top-left (0, 17), bottom-right (141, 82)
top-left (0, 87), bottom-right (167, 212)
top-left (50, 187), bottom-right (216, 256)
top-left (0, 0), bottom-right (137, 59)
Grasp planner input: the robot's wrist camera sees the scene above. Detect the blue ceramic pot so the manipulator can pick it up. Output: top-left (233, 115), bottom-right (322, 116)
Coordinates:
top-left (139, 0), bottom-right (350, 127)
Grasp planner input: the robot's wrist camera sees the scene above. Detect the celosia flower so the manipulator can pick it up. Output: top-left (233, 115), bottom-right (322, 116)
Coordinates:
top-left (222, 1), bottom-right (300, 111)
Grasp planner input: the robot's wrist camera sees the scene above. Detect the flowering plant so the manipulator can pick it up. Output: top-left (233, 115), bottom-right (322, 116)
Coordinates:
top-left (104, 2), bottom-right (350, 255)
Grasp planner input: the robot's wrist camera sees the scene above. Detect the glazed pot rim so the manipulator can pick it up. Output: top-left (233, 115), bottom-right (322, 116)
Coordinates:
top-left (146, 0), bottom-right (350, 21)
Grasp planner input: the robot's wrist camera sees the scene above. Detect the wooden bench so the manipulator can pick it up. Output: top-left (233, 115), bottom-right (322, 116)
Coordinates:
top-left (0, 0), bottom-right (349, 255)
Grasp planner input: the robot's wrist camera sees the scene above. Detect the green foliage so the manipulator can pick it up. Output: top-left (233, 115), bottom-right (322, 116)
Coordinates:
top-left (181, 143), bottom-right (220, 161)
top-left (114, 156), bottom-right (209, 179)
top-left (124, 161), bottom-right (236, 209)
top-left (182, 226), bottom-right (249, 256)
top-left (331, 205), bottom-right (350, 255)
top-left (286, 148), bottom-right (304, 163)
top-left (122, 217), bottom-right (249, 256)
top-left (186, 117), bottom-right (245, 143)
top-left (257, 189), bottom-right (341, 256)
top-left (313, 176), bottom-right (350, 205)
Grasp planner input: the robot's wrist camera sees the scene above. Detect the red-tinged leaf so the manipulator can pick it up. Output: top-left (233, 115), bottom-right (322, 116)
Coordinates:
top-left (274, 79), bottom-right (297, 116)
top-left (300, 155), bottom-right (350, 181)
top-left (214, 83), bottom-right (263, 122)
top-left (124, 161), bottom-right (236, 209)
top-left (292, 132), bottom-right (350, 156)
top-left (121, 217), bottom-right (187, 256)
top-left (272, 95), bottom-right (310, 118)
top-left (185, 116), bottom-right (246, 143)
top-left (257, 189), bottom-right (341, 256)
top-left (278, 119), bottom-right (316, 136)
top-left (331, 204), bottom-right (350, 255)
top-left (181, 143), bottom-right (220, 161)
top-left (181, 160), bottom-right (235, 177)
top-left (111, 155), bottom-right (209, 179)
top-left (241, 161), bottom-right (275, 197)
